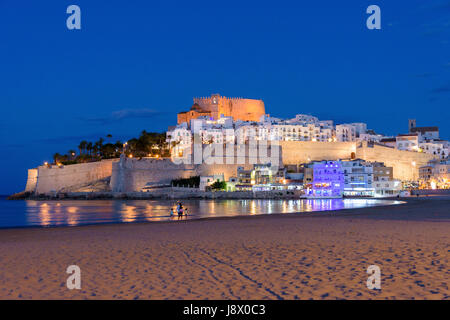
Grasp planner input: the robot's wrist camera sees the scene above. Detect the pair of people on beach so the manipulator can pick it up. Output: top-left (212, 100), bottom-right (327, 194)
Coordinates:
top-left (170, 202), bottom-right (188, 219)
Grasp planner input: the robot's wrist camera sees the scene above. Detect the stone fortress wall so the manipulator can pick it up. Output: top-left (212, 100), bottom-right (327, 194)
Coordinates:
top-left (26, 159), bottom-right (117, 194)
top-left (356, 142), bottom-right (437, 181)
top-left (280, 141), bottom-right (357, 164)
top-left (111, 144), bottom-right (282, 192)
top-left (24, 142), bottom-right (438, 194)
top-left (25, 169), bottom-right (38, 192)
top-left (110, 158), bottom-right (256, 192)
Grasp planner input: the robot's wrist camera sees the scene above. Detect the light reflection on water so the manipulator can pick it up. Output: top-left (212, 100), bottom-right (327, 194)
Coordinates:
top-left (0, 198), bottom-right (403, 228)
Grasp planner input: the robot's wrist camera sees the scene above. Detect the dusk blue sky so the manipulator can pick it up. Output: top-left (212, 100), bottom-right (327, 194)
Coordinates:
top-left (1, 0), bottom-right (449, 194)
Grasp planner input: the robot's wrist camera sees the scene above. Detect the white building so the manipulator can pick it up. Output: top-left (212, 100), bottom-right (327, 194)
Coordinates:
top-left (341, 159), bottom-right (374, 196)
top-left (198, 128), bottom-right (235, 144)
top-left (380, 138), bottom-right (396, 148)
top-left (199, 174), bottom-right (225, 191)
top-left (410, 126), bottom-right (439, 140)
top-left (235, 122), bottom-right (333, 143)
top-left (419, 141), bottom-right (448, 158)
top-left (348, 123), bottom-right (367, 137)
top-left (286, 114), bottom-right (319, 124)
top-left (169, 110), bottom-right (379, 153)
top-left (419, 160), bottom-right (450, 189)
top-left (373, 180), bottom-right (402, 197)
top-left (260, 114), bottom-right (282, 124)
top-left (396, 134), bottom-right (419, 151)
top-left (336, 124), bottom-right (356, 142)
top-left (166, 124), bottom-right (192, 153)
top-left (359, 133), bottom-right (389, 143)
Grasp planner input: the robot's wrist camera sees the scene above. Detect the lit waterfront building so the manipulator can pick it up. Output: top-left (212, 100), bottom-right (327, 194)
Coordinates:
top-left (342, 159), bottom-right (374, 197)
top-left (419, 159), bottom-right (450, 189)
top-left (235, 164), bottom-right (287, 192)
top-left (305, 161), bottom-right (344, 198)
top-left (199, 174), bottom-right (225, 191)
top-left (372, 162), bottom-right (402, 197)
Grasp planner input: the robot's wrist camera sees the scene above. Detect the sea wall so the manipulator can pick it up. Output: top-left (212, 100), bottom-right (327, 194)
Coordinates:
top-left (31, 159), bottom-right (117, 194)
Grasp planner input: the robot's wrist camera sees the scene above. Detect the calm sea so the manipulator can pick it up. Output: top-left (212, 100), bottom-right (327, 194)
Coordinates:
top-left (0, 196), bottom-right (402, 229)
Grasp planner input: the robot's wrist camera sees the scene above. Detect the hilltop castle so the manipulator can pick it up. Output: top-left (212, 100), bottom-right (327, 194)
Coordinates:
top-left (177, 94), bottom-right (265, 124)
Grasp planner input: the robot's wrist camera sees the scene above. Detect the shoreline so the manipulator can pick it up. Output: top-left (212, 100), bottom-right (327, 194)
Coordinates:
top-left (6, 191), bottom-right (410, 201)
top-left (0, 197), bottom-right (408, 232)
top-left (7, 190), bottom-right (304, 201)
top-left (8, 187), bottom-right (450, 201)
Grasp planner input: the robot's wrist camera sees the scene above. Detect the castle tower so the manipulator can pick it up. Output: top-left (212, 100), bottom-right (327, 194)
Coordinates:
top-left (177, 94), bottom-right (265, 124)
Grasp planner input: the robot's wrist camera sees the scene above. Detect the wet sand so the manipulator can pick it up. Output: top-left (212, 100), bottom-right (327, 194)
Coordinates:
top-left (0, 197), bottom-right (449, 300)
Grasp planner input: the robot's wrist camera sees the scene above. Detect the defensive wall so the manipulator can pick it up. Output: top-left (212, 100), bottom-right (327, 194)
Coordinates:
top-left (111, 144), bottom-right (282, 192)
top-left (26, 159), bottom-right (117, 194)
top-left (23, 141), bottom-right (439, 194)
top-left (280, 141), bottom-right (357, 164)
top-left (356, 142), bottom-right (438, 181)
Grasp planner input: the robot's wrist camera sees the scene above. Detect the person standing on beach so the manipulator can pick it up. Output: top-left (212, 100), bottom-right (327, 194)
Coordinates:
top-left (177, 203), bottom-right (183, 220)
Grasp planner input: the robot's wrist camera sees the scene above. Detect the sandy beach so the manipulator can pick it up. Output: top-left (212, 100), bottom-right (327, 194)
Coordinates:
top-left (0, 197), bottom-right (448, 300)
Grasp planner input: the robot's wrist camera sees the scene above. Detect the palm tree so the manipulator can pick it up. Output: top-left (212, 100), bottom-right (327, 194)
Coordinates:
top-left (53, 153), bottom-right (61, 164)
top-left (93, 142), bottom-right (100, 157)
top-left (78, 140), bottom-right (87, 155)
top-left (87, 142), bottom-right (93, 156)
top-left (157, 138), bottom-right (167, 156)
